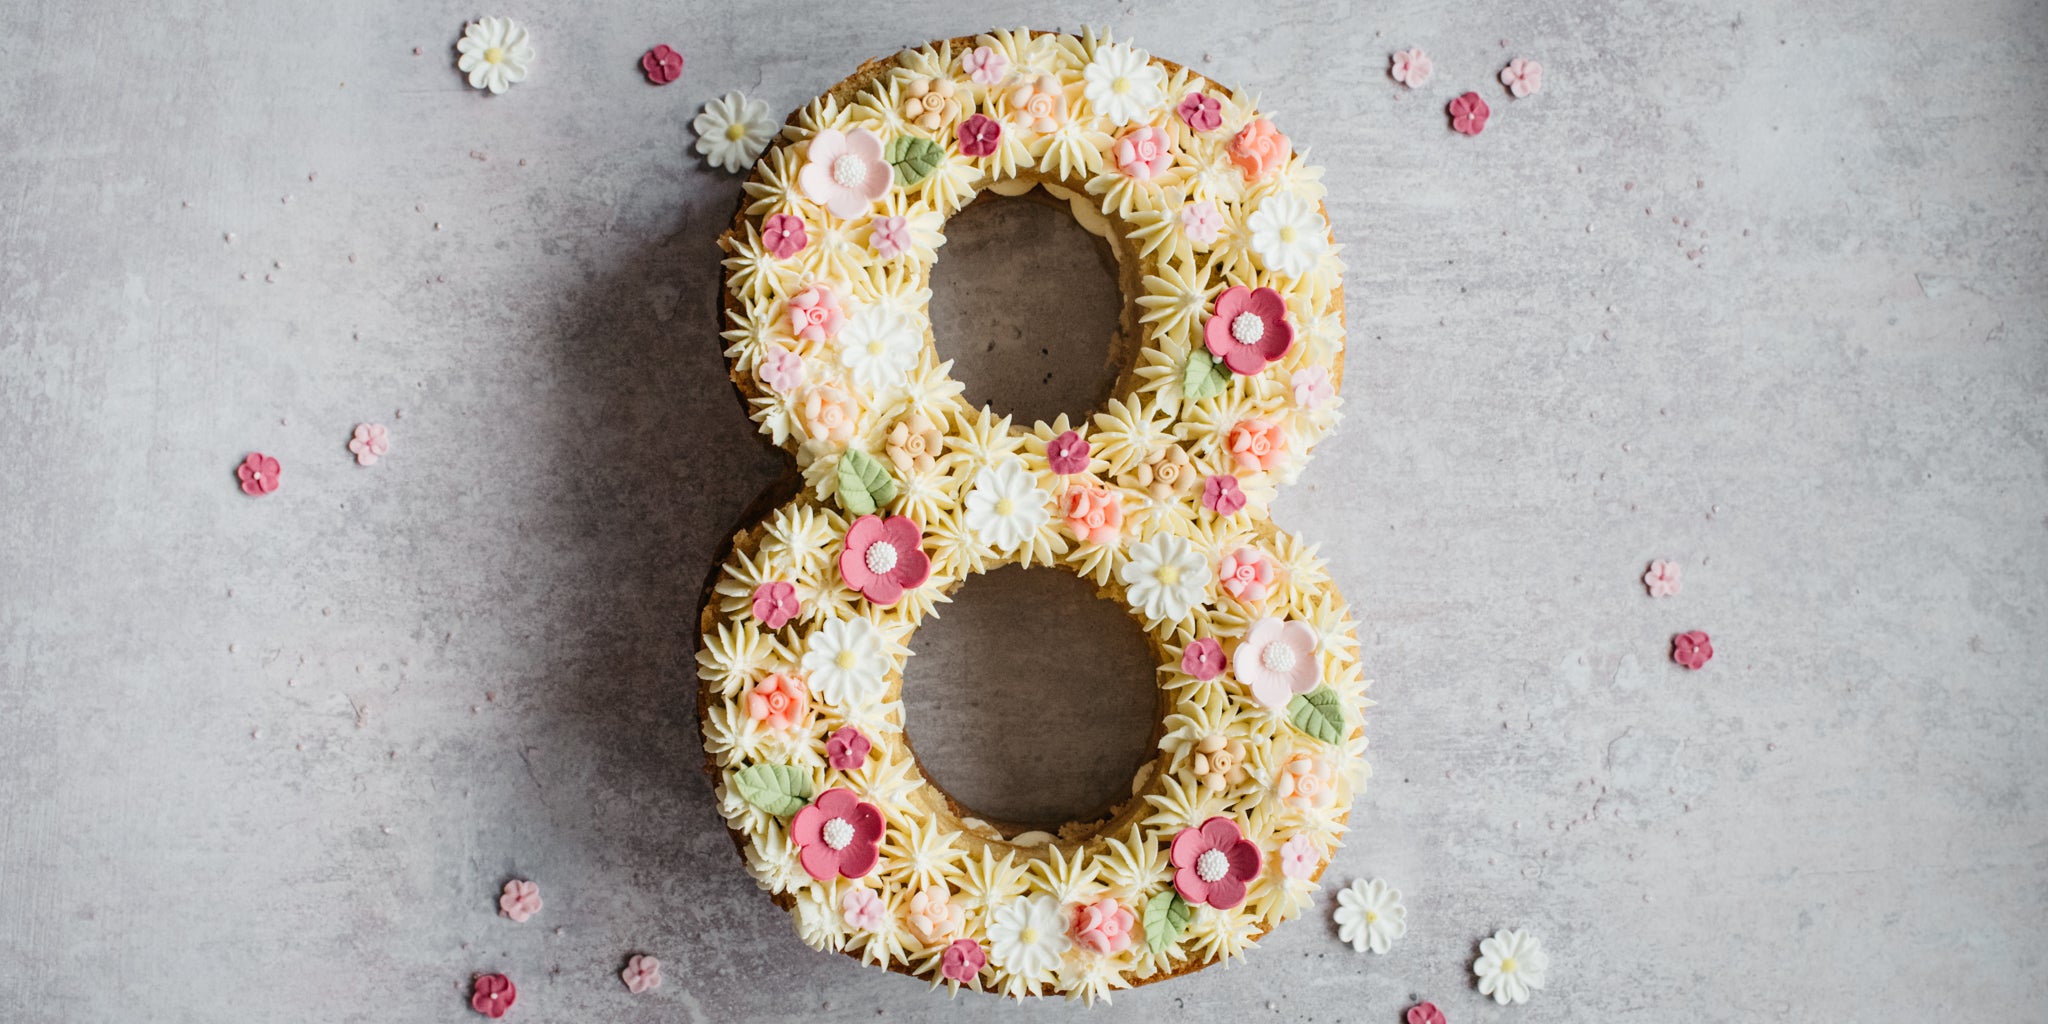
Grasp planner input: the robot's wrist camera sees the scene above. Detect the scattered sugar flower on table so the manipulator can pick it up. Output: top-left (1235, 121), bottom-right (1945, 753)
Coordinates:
top-left (760, 213), bottom-right (807, 259)
top-left (1229, 119), bottom-right (1291, 181)
top-left (1236, 616), bottom-right (1321, 709)
top-left (1202, 473), bottom-right (1247, 515)
top-left (1245, 193), bottom-right (1326, 279)
top-left (1180, 199), bottom-right (1222, 245)
top-left (826, 726), bottom-right (871, 770)
top-left (962, 45), bottom-right (1007, 86)
top-left (1500, 58), bottom-right (1543, 98)
top-left (1181, 637), bottom-right (1226, 680)
top-left (470, 973), bottom-right (516, 1018)
top-left (900, 77), bottom-right (959, 131)
top-left (1390, 48), bottom-right (1433, 88)
top-left (840, 886), bottom-right (886, 930)
top-left (1218, 547), bottom-right (1275, 604)
top-left (641, 44), bottom-right (682, 85)
top-left (746, 672), bottom-right (809, 732)
top-left (1120, 534), bottom-right (1211, 622)
top-left (756, 345), bottom-right (805, 392)
top-left (693, 90), bottom-right (775, 174)
top-left (456, 17), bottom-right (533, 95)
top-left (1082, 42), bottom-right (1166, 126)
top-left (791, 787), bottom-right (884, 880)
top-left (957, 114), bottom-right (1002, 158)
top-left (868, 215), bottom-right (912, 258)
top-left (799, 614), bottom-right (888, 705)
top-left (988, 895), bottom-right (1070, 981)
top-left (1644, 559), bottom-right (1682, 596)
top-left (1170, 816), bottom-right (1261, 909)
top-left (1177, 92), bottom-right (1222, 131)
top-left (1206, 285), bottom-right (1295, 374)
top-left (1334, 878), bottom-right (1407, 953)
top-left (1193, 733), bottom-right (1247, 791)
top-left (498, 879), bottom-right (541, 922)
top-left (620, 954), bottom-right (661, 993)
top-left (1449, 91), bottom-right (1491, 135)
top-left (1115, 125), bottom-right (1173, 180)
top-left (751, 580), bottom-right (799, 628)
top-left (1474, 928), bottom-right (1550, 1005)
top-left (1070, 897), bottom-right (1135, 954)
top-left (940, 938), bottom-right (986, 984)
top-left (786, 284), bottom-right (845, 343)
top-left (1292, 366), bottom-right (1334, 408)
top-left (1278, 834), bottom-right (1317, 879)
top-left (908, 884), bottom-right (964, 943)
top-left (1672, 629), bottom-right (1713, 670)
top-left (349, 423), bottom-right (389, 466)
top-left (964, 459), bottom-right (1051, 552)
top-left (1406, 1002), bottom-right (1447, 1024)
top-left (838, 514), bottom-right (930, 606)
top-left (1046, 429), bottom-right (1090, 474)
top-left (237, 453), bottom-right (281, 496)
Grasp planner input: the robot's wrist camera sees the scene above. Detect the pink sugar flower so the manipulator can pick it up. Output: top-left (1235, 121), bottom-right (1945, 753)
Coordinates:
top-left (756, 346), bottom-right (805, 393)
top-left (1218, 547), bottom-right (1275, 604)
top-left (941, 939), bottom-right (986, 984)
top-left (1449, 92), bottom-right (1490, 136)
top-left (1114, 124), bottom-right (1173, 180)
top-left (1390, 48), bottom-right (1433, 88)
top-left (237, 452), bottom-right (281, 496)
top-left (870, 215), bottom-right (912, 258)
top-left (761, 213), bottom-right (807, 259)
top-left (1227, 418), bottom-right (1287, 473)
top-left (1204, 285), bottom-right (1294, 375)
top-left (1046, 429), bottom-right (1090, 474)
top-left (471, 973), bottom-right (516, 1018)
top-left (751, 580), bottom-right (799, 628)
top-left (962, 45), bottom-right (1008, 86)
top-left (498, 879), bottom-right (542, 922)
top-left (1673, 630), bottom-right (1713, 670)
top-left (1181, 637), bottom-right (1226, 680)
top-left (826, 726), bottom-right (871, 771)
top-left (1071, 897), bottom-right (1135, 955)
top-left (1177, 92), bottom-right (1221, 131)
top-left (641, 45), bottom-right (682, 86)
top-left (1229, 118), bottom-right (1290, 181)
top-left (838, 514), bottom-right (931, 606)
top-left (791, 787), bottom-right (884, 880)
top-left (1181, 200), bottom-right (1222, 245)
top-left (1644, 560), bottom-right (1682, 597)
top-left (1062, 485), bottom-right (1122, 546)
top-left (798, 128), bottom-right (891, 219)
top-left (1292, 366), bottom-right (1333, 408)
top-left (1407, 1003), bottom-right (1447, 1024)
top-left (1278, 834), bottom-right (1317, 879)
top-left (841, 886), bottom-right (886, 931)
top-left (1235, 616), bottom-right (1321, 709)
top-left (746, 672), bottom-right (809, 732)
top-left (957, 114), bottom-right (1002, 158)
top-left (1169, 816), bottom-right (1261, 909)
top-left (787, 284), bottom-right (846, 343)
top-left (620, 954), bottom-right (662, 993)
top-left (349, 423), bottom-right (390, 466)
top-left (1500, 58), bottom-right (1543, 98)
top-left (1202, 473), bottom-right (1247, 515)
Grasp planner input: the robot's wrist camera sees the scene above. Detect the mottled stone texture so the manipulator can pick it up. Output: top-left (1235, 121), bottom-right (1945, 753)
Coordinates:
top-left (0, 1), bottom-right (2043, 1022)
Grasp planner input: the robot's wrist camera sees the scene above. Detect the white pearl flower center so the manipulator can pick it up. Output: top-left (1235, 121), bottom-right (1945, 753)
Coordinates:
top-left (864, 541), bottom-right (899, 575)
top-left (832, 154), bottom-right (868, 188)
top-left (823, 817), bottom-right (855, 851)
top-left (1195, 848), bottom-right (1228, 883)
top-left (1231, 312), bottom-right (1266, 345)
top-left (1260, 643), bottom-right (1297, 672)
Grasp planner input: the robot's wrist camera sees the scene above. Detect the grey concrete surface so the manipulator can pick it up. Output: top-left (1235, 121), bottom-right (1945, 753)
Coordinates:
top-left (1, 1), bottom-right (2044, 1021)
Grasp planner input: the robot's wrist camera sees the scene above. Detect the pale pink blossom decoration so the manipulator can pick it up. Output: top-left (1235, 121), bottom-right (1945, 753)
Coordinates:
top-left (620, 954), bottom-right (662, 994)
top-left (841, 886), bottom-right (887, 931)
top-left (498, 879), bottom-right (542, 923)
top-left (1234, 616), bottom-right (1320, 709)
top-left (1644, 560), bottom-right (1682, 597)
top-left (1181, 200), bottom-right (1222, 245)
top-left (1391, 48), bottom-right (1433, 88)
top-left (870, 215), bottom-right (912, 258)
top-left (797, 128), bottom-right (891, 219)
top-left (756, 346), bottom-right (806, 393)
top-left (1278, 834), bottom-right (1317, 879)
top-left (1500, 58), bottom-right (1544, 98)
top-left (349, 423), bottom-right (389, 466)
top-left (1291, 366), bottom-right (1334, 408)
top-left (962, 45), bottom-right (1008, 86)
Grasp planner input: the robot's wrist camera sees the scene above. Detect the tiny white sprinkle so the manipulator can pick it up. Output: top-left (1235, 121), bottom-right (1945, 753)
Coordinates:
top-left (433, 222), bottom-right (442, 231)
top-left (281, 195), bottom-right (292, 204)
top-left (264, 273), bottom-right (276, 283)
top-left (224, 232), bottom-right (235, 243)
top-left (228, 643), bottom-right (240, 654)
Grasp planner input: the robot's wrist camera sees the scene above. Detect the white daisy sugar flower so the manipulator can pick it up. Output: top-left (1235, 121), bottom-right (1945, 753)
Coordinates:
top-left (1119, 534), bottom-right (1210, 623)
top-left (694, 90), bottom-right (777, 175)
top-left (835, 306), bottom-right (922, 390)
top-left (799, 615), bottom-right (890, 707)
top-left (963, 459), bottom-right (1051, 552)
top-left (1081, 42), bottom-right (1166, 126)
top-left (456, 17), bottom-right (534, 95)
top-left (1332, 878), bottom-right (1406, 954)
top-left (987, 894), bottom-right (1070, 984)
top-left (1474, 928), bottom-right (1550, 1005)
top-left (1246, 192), bottom-right (1328, 279)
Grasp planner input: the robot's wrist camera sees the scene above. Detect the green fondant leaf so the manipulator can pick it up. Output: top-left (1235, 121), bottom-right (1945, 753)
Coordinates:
top-left (884, 134), bottom-right (946, 187)
top-left (732, 763), bottom-right (813, 818)
top-left (835, 449), bottom-right (897, 517)
top-left (1142, 889), bottom-right (1192, 955)
top-left (1181, 350), bottom-right (1227, 402)
top-left (1286, 686), bottom-right (1346, 745)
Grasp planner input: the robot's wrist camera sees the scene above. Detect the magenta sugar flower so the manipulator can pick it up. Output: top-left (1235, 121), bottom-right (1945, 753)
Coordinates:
top-left (1046, 429), bottom-right (1090, 474)
top-left (761, 213), bottom-right (807, 259)
top-left (1181, 637), bottom-right (1226, 680)
top-left (838, 514), bottom-right (931, 606)
top-left (957, 114), bottom-right (1002, 158)
top-left (826, 726), bottom-right (871, 770)
top-left (1177, 92), bottom-right (1221, 131)
top-left (1202, 473), bottom-right (1247, 515)
top-left (1204, 285), bottom-right (1294, 375)
top-left (791, 787), bottom-right (884, 880)
top-left (1169, 816), bottom-right (1262, 909)
top-left (941, 938), bottom-right (986, 984)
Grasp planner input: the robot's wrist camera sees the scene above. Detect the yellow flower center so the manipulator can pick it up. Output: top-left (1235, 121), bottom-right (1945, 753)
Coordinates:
top-left (1112, 77), bottom-right (1131, 95)
top-left (1364, 910), bottom-right (1379, 923)
top-left (725, 123), bottom-right (748, 141)
top-left (484, 46), bottom-right (504, 65)
top-left (835, 650), bottom-right (858, 670)
top-left (1157, 565), bottom-right (1180, 586)
top-left (1279, 226), bottom-right (1299, 243)
top-left (866, 340), bottom-right (885, 356)
top-left (1018, 927), bottom-right (1039, 945)
top-left (1500, 957), bottom-right (1518, 974)
top-left (994, 498), bottom-right (1014, 516)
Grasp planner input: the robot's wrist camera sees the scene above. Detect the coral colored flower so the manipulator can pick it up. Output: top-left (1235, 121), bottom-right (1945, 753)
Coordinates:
top-left (1279, 834), bottom-right (1317, 879)
top-left (621, 954), bottom-right (661, 993)
top-left (1235, 616), bottom-right (1321, 709)
top-left (1390, 48), bottom-right (1433, 88)
top-left (1292, 365), bottom-right (1334, 408)
top-left (1673, 630), bottom-right (1713, 670)
top-left (1218, 547), bottom-right (1275, 604)
top-left (786, 284), bottom-right (846, 343)
top-left (1229, 118), bottom-right (1290, 181)
top-left (962, 45), bottom-right (1007, 86)
top-left (1046, 429), bottom-right (1090, 474)
top-left (1177, 92), bottom-right (1221, 131)
top-left (1500, 58), bottom-right (1543, 98)
top-left (886, 414), bottom-right (943, 474)
top-left (1205, 285), bottom-right (1295, 375)
top-left (1006, 74), bottom-right (1067, 133)
top-left (751, 580), bottom-right (799, 628)
top-left (1274, 750), bottom-right (1335, 811)
top-left (798, 128), bottom-right (891, 219)
top-left (498, 879), bottom-right (541, 922)
top-left (908, 884), bottom-right (964, 943)
top-left (349, 423), bottom-right (390, 466)
top-left (1227, 418), bottom-right (1287, 473)
top-left (761, 213), bottom-right (807, 259)
top-left (641, 44), bottom-right (682, 85)
top-left (826, 726), bottom-right (871, 770)
top-left (869, 215), bottom-right (912, 258)
top-left (1071, 898), bottom-right (1135, 955)
top-left (1169, 816), bottom-right (1261, 909)
top-left (840, 886), bottom-right (886, 931)
top-left (756, 346), bottom-right (805, 393)
top-left (940, 938), bottom-right (985, 984)
top-left (900, 77), bottom-right (959, 131)
top-left (1061, 485), bottom-right (1122, 546)
top-left (1181, 637), bottom-right (1226, 680)
top-left (1193, 732), bottom-right (1247, 791)
top-left (1407, 1002), bottom-right (1447, 1024)
top-left (1114, 124), bottom-right (1173, 180)
top-left (790, 787), bottom-right (884, 880)
top-left (838, 514), bottom-right (931, 606)
top-left (746, 672), bottom-right (809, 732)
top-left (1644, 560), bottom-right (1682, 597)
top-left (1449, 92), bottom-right (1490, 136)
top-left (957, 114), bottom-right (1002, 158)
top-left (1181, 200), bottom-right (1222, 245)
top-left (1202, 473), bottom-right (1246, 515)
top-left (799, 384), bottom-right (858, 444)
top-left (237, 453), bottom-right (280, 496)
top-left (1120, 444), bottom-right (1194, 501)
top-left (470, 973), bottom-right (516, 1018)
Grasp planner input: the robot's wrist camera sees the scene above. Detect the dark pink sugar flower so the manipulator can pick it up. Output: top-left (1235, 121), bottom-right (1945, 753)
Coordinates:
top-left (791, 787), bottom-right (884, 880)
top-left (1046, 430), bottom-right (1090, 474)
top-left (1672, 630), bottom-right (1713, 670)
top-left (957, 113), bottom-right (1002, 158)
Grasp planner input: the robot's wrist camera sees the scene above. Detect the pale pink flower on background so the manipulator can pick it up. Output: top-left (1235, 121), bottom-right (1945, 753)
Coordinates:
top-left (761, 213), bottom-right (806, 258)
top-left (1390, 48), bottom-right (1433, 88)
top-left (1115, 124), bottom-right (1174, 180)
top-left (756, 346), bottom-right (806, 393)
top-left (840, 886), bottom-right (886, 930)
top-left (1500, 58), bottom-right (1544, 98)
top-left (1218, 547), bottom-right (1275, 604)
top-left (1070, 898), bottom-right (1135, 955)
top-left (1279, 834), bottom-right (1317, 879)
top-left (620, 954), bottom-right (662, 993)
top-left (869, 215), bottom-right (912, 258)
top-left (962, 45), bottom-right (1008, 85)
top-left (1181, 200), bottom-right (1222, 245)
top-left (787, 284), bottom-right (846, 343)
top-left (797, 128), bottom-right (891, 218)
top-left (1644, 560), bottom-right (1682, 597)
top-left (1292, 366), bottom-right (1334, 408)
top-left (1234, 616), bottom-right (1321, 708)
top-left (907, 884), bottom-right (964, 943)
top-left (349, 423), bottom-right (389, 466)
top-left (499, 879), bottom-right (541, 922)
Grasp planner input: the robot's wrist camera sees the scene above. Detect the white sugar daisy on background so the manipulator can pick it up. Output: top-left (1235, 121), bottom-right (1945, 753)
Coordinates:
top-left (835, 306), bottom-right (921, 389)
top-left (1332, 878), bottom-right (1406, 954)
top-left (964, 459), bottom-right (1051, 552)
top-left (1246, 192), bottom-right (1327, 278)
top-left (455, 17), bottom-right (534, 95)
top-left (1474, 928), bottom-right (1550, 1005)
top-left (799, 615), bottom-right (889, 706)
top-left (694, 90), bottom-right (777, 174)
top-left (1119, 533), bottom-right (1210, 623)
top-left (987, 894), bottom-right (1070, 984)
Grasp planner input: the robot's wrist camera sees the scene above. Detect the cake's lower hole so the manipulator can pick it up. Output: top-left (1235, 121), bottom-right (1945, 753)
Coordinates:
top-left (899, 565), bottom-right (1158, 833)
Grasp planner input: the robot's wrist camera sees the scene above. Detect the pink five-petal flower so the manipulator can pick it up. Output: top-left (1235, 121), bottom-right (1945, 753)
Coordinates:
top-left (756, 346), bottom-right (806, 393)
top-left (1407, 1003), bottom-right (1447, 1024)
top-left (1180, 200), bottom-right (1222, 245)
top-left (1278, 834), bottom-right (1317, 879)
top-left (1292, 365), bottom-right (1334, 408)
top-left (1501, 58), bottom-right (1543, 98)
top-left (826, 726), bottom-right (871, 771)
top-left (1169, 816), bottom-right (1262, 909)
top-left (349, 423), bottom-right (390, 466)
top-left (1227, 418), bottom-right (1287, 473)
top-left (747, 672), bottom-right (809, 732)
top-left (1235, 616), bottom-right (1321, 709)
top-left (761, 213), bottom-right (807, 259)
top-left (797, 128), bottom-right (891, 219)
top-left (621, 954), bottom-right (662, 994)
top-left (1391, 48), bottom-right (1433, 88)
top-left (237, 452), bottom-right (281, 495)
top-left (790, 787), bottom-right (884, 880)
top-left (1202, 473), bottom-right (1247, 515)
top-left (1062, 485), bottom-right (1121, 546)
top-left (1449, 92), bottom-right (1490, 136)
top-left (1177, 92), bottom-right (1222, 131)
top-left (1204, 285), bottom-right (1295, 375)
top-left (957, 114), bottom-right (1002, 158)
top-left (840, 886), bottom-right (886, 931)
top-left (1673, 630), bottom-right (1713, 670)
top-left (838, 514), bottom-right (931, 607)
top-left (1218, 547), bottom-right (1275, 604)
top-left (787, 284), bottom-right (846, 343)
top-left (962, 45), bottom-right (1008, 86)
top-left (941, 939), bottom-right (986, 984)
top-left (471, 973), bottom-right (516, 1018)
top-left (1644, 560), bottom-right (1682, 597)
top-left (1046, 429), bottom-right (1090, 474)
top-left (1071, 897), bottom-right (1135, 955)
top-left (641, 45), bottom-right (682, 85)
top-left (1181, 637), bottom-right (1226, 680)
top-left (751, 580), bottom-right (799, 628)
top-left (498, 879), bottom-right (542, 922)
top-left (869, 215), bottom-right (912, 258)
top-left (1114, 124), bottom-right (1173, 180)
